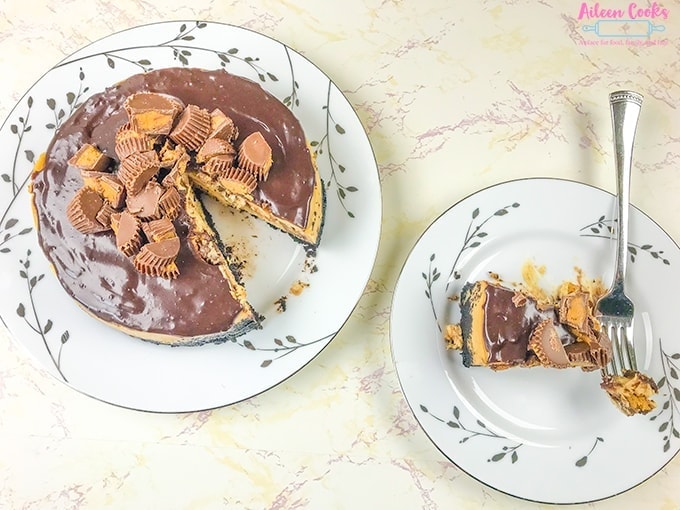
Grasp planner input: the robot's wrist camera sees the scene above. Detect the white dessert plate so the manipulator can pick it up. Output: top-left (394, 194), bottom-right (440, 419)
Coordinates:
top-left (391, 178), bottom-right (680, 504)
top-left (0, 21), bottom-right (381, 412)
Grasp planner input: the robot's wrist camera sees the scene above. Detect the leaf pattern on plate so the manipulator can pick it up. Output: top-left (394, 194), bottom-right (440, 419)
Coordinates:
top-left (423, 253), bottom-right (442, 331)
top-left (420, 404), bottom-right (524, 463)
top-left (579, 216), bottom-right (671, 266)
top-left (574, 436), bottom-right (604, 467)
top-left (235, 332), bottom-right (334, 368)
top-left (15, 250), bottom-right (69, 381)
top-left (281, 46), bottom-right (300, 109)
top-left (54, 21), bottom-right (281, 86)
top-left (45, 67), bottom-right (90, 131)
top-left (421, 402), bottom-right (611, 468)
top-left (313, 81), bottom-right (358, 218)
top-left (446, 202), bottom-right (520, 288)
top-left (0, 95), bottom-right (35, 254)
top-left (649, 339), bottom-right (680, 452)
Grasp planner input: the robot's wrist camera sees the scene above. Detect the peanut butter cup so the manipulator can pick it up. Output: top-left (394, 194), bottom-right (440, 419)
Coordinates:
top-left (203, 154), bottom-right (235, 179)
top-left (219, 167), bottom-right (258, 195)
top-left (98, 174), bottom-right (127, 209)
top-left (142, 217), bottom-right (177, 243)
top-left (528, 319), bottom-right (570, 368)
top-left (209, 108), bottom-right (238, 141)
top-left (196, 137), bottom-right (236, 164)
top-left (169, 104), bottom-right (211, 150)
top-left (115, 123), bottom-right (157, 160)
top-left (111, 210), bottom-right (143, 257)
top-left (95, 201), bottom-right (116, 229)
top-left (126, 181), bottom-right (165, 220)
top-left (124, 92), bottom-right (184, 135)
top-left (161, 150), bottom-right (190, 188)
top-left (238, 131), bottom-right (273, 180)
top-left (68, 143), bottom-right (111, 173)
top-left (133, 237), bottom-right (181, 279)
top-left (66, 187), bottom-right (109, 234)
top-left (118, 151), bottom-right (160, 195)
top-left (158, 186), bottom-right (181, 219)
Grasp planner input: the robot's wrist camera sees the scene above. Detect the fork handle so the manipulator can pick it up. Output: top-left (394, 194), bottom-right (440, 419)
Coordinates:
top-left (609, 91), bottom-right (643, 289)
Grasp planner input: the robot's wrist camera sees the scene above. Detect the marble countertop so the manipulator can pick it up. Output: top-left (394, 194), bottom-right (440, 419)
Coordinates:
top-left (1, 1), bottom-right (679, 508)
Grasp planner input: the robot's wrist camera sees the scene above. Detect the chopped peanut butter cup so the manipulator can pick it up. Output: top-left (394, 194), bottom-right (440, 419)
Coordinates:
top-left (559, 291), bottom-right (590, 332)
top-left (203, 154), bottom-right (235, 179)
top-left (68, 143), bottom-right (111, 173)
top-left (98, 174), bottom-right (126, 209)
top-left (564, 342), bottom-right (598, 370)
top-left (142, 217), bottom-right (177, 243)
top-left (219, 167), bottom-right (258, 195)
top-left (196, 138), bottom-right (236, 164)
top-left (238, 131), bottom-right (273, 180)
top-left (80, 171), bottom-right (126, 209)
top-left (159, 186), bottom-right (181, 220)
top-left (95, 201), bottom-right (116, 229)
top-left (169, 104), bottom-right (211, 150)
top-left (161, 150), bottom-right (190, 188)
top-left (124, 92), bottom-right (184, 135)
top-left (209, 108), bottom-right (238, 141)
top-left (158, 141), bottom-right (187, 169)
top-left (118, 150), bottom-right (160, 195)
top-left (66, 187), bottom-right (109, 234)
top-left (115, 123), bottom-right (157, 160)
top-left (528, 319), bottom-right (570, 368)
top-left (134, 237), bottom-right (181, 279)
top-left (80, 170), bottom-right (111, 190)
top-left (111, 210), bottom-right (143, 257)
top-left (126, 181), bottom-right (165, 220)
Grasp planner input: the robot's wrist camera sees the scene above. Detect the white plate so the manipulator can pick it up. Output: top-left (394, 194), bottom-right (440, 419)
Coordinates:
top-left (0, 21), bottom-right (381, 412)
top-left (391, 178), bottom-right (680, 504)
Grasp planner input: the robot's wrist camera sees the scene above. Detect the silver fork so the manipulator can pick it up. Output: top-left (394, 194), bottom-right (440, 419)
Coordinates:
top-left (597, 90), bottom-right (643, 377)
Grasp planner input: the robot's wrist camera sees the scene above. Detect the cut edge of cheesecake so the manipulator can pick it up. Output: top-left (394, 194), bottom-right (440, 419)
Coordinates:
top-left (187, 149), bottom-right (325, 248)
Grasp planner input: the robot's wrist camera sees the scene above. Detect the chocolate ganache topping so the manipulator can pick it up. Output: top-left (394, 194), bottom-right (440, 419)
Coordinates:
top-left (31, 68), bottom-right (317, 338)
top-left (481, 284), bottom-right (574, 365)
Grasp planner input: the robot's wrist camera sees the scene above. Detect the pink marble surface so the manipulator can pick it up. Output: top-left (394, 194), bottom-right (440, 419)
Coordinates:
top-left (1, 1), bottom-right (679, 508)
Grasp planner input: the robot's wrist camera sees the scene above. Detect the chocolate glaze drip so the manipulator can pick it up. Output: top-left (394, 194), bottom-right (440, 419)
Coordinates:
top-left (31, 68), bottom-right (316, 338)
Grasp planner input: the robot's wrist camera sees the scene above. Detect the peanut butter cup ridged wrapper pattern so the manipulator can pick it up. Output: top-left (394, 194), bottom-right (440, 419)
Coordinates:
top-left (66, 188), bottom-right (109, 234)
top-left (238, 131), bottom-right (273, 180)
top-left (115, 123), bottom-right (156, 160)
top-left (170, 104), bottom-right (211, 150)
